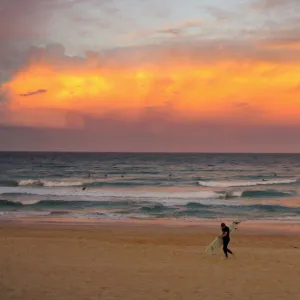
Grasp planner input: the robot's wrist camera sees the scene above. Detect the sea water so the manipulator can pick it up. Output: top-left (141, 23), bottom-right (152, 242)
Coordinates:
top-left (0, 152), bottom-right (300, 223)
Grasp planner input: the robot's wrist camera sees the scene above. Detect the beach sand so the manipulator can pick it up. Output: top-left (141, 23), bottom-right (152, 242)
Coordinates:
top-left (1, 222), bottom-right (300, 300)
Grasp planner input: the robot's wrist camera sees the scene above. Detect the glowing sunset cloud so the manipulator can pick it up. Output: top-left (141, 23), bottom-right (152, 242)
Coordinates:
top-left (1, 0), bottom-right (300, 151)
top-left (3, 49), bottom-right (300, 128)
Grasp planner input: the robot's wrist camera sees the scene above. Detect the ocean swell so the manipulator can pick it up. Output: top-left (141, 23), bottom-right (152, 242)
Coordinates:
top-left (0, 179), bottom-right (19, 187)
top-left (0, 198), bottom-right (299, 211)
top-left (0, 197), bottom-right (300, 221)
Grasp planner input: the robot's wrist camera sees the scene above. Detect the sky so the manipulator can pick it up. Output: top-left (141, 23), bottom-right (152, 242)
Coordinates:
top-left (1, 0), bottom-right (300, 152)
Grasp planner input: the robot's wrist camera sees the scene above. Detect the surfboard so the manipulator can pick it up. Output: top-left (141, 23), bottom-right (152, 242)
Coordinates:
top-left (205, 221), bottom-right (240, 254)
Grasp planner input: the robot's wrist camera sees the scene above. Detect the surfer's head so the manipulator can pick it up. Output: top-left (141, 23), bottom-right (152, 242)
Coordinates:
top-left (221, 222), bottom-right (225, 228)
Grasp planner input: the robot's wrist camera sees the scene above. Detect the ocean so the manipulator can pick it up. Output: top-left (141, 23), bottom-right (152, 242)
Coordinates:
top-left (0, 152), bottom-right (300, 223)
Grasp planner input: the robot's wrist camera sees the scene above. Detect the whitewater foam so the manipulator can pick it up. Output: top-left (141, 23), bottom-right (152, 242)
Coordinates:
top-left (19, 178), bottom-right (91, 187)
top-left (198, 178), bottom-right (297, 188)
top-left (15, 178), bottom-right (165, 188)
top-left (19, 179), bottom-right (44, 186)
top-left (0, 186), bottom-right (224, 200)
top-left (67, 211), bottom-right (128, 220)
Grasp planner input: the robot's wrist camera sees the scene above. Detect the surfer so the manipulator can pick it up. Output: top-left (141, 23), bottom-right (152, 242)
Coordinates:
top-left (219, 223), bottom-right (234, 259)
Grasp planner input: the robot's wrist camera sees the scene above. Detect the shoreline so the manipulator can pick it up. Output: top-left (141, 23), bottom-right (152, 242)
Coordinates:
top-left (2, 216), bottom-right (300, 234)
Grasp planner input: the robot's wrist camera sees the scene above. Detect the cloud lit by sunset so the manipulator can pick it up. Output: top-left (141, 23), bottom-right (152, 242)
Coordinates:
top-left (4, 45), bottom-right (300, 128)
top-left (1, 0), bottom-right (300, 151)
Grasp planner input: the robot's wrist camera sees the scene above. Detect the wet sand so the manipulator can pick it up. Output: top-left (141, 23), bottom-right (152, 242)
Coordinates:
top-left (1, 222), bottom-right (300, 300)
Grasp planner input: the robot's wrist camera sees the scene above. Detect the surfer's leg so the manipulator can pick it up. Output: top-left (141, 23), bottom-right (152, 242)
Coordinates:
top-left (222, 247), bottom-right (228, 258)
top-left (225, 240), bottom-right (234, 256)
top-left (222, 240), bottom-right (229, 258)
top-left (227, 248), bottom-right (233, 255)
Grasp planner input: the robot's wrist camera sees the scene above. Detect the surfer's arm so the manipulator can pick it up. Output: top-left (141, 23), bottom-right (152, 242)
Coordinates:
top-left (218, 231), bottom-right (228, 238)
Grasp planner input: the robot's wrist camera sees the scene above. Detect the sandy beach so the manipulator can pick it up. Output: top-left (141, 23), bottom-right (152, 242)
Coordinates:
top-left (1, 222), bottom-right (300, 300)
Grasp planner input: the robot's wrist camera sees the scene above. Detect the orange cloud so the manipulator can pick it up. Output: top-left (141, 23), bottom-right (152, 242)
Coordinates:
top-left (2, 42), bottom-right (300, 129)
top-left (260, 38), bottom-right (300, 50)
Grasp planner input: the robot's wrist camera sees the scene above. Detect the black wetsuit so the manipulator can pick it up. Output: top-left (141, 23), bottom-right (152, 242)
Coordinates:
top-left (222, 226), bottom-right (233, 257)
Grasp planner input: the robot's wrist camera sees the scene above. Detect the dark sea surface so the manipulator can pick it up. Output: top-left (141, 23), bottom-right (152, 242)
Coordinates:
top-left (0, 152), bottom-right (300, 223)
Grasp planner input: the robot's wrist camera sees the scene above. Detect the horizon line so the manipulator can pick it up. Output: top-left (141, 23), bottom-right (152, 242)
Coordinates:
top-left (0, 151), bottom-right (300, 155)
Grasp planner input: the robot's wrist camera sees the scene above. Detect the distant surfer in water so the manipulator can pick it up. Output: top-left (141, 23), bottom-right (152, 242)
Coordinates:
top-left (219, 223), bottom-right (234, 259)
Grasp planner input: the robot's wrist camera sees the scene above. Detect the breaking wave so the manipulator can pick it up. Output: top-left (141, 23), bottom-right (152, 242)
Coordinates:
top-left (0, 178), bottom-right (164, 188)
top-left (198, 178), bottom-right (297, 188)
top-left (0, 192), bottom-right (299, 221)
top-left (0, 198), bottom-right (299, 212)
top-left (0, 187), bottom-right (296, 200)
